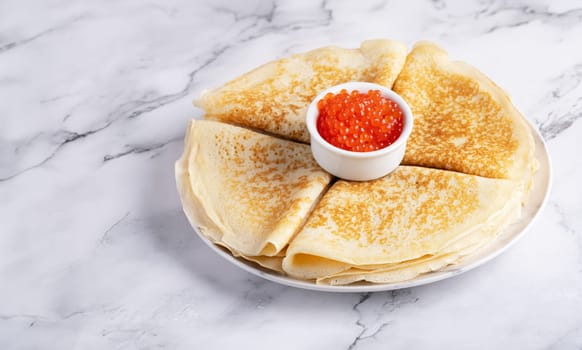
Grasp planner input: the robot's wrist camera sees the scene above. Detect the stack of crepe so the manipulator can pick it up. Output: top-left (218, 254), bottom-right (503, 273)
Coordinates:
top-left (176, 40), bottom-right (537, 285)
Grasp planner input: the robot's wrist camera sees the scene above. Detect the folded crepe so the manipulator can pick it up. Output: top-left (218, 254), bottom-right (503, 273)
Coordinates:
top-left (195, 39), bottom-right (407, 143)
top-left (175, 120), bottom-right (332, 264)
top-left (393, 42), bottom-right (536, 191)
top-left (282, 166), bottom-right (522, 284)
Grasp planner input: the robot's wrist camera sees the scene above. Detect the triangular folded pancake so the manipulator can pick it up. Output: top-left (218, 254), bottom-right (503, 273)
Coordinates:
top-left (316, 191), bottom-right (521, 285)
top-left (175, 120), bottom-right (332, 258)
top-left (393, 42), bottom-right (536, 189)
top-left (195, 39), bottom-right (407, 143)
top-left (282, 166), bottom-right (522, 281)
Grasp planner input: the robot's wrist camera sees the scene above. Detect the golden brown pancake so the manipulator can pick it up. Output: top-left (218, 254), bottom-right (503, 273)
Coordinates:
top-left (175, 120), bottom-right (332, 259)
top-left (393, 42), bottom-right (536, 191)
top-left (282, 166), bottom-right (522, 282)
top-left (195, 39), bottom-right (407, 143)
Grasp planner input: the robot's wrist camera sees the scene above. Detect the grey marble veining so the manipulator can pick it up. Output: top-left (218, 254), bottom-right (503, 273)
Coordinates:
top-left (1, 0), bottom-right (581, 349)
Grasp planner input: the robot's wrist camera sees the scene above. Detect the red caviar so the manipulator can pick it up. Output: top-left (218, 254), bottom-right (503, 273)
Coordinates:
top-left (316, 89), bottom-right (404, 152)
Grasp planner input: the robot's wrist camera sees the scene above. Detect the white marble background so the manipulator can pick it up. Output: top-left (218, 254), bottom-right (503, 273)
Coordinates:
top-left (1, 0), bottom-right (581, 349)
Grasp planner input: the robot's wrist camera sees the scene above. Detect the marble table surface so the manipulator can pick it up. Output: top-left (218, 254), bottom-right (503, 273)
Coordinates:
top-left (1, 0), bottom-right (581, 348)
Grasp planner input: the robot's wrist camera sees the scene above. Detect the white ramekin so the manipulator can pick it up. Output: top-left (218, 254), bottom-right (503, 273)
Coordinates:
top-left (306, 82), bottom-right (414, 181)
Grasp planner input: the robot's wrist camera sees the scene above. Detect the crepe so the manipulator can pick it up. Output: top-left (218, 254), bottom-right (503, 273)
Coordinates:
top-left (195, 39), bottom-right (407, 143)
top-left (282, 166), bottom-right (522, 282)
top-left (393, 42), bottom-right (536, 191)
top-left (316, 190), bottom-right (521, 285)
top-left (175, 120), bottom-right (332, 259)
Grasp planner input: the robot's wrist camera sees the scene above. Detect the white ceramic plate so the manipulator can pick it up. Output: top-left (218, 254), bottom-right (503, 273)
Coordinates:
top-left (193, 120), bottom-right (551, 292)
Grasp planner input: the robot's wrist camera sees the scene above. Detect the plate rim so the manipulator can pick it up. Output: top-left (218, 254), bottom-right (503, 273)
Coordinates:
top-left (191, 119), bottom-right (552, 293)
